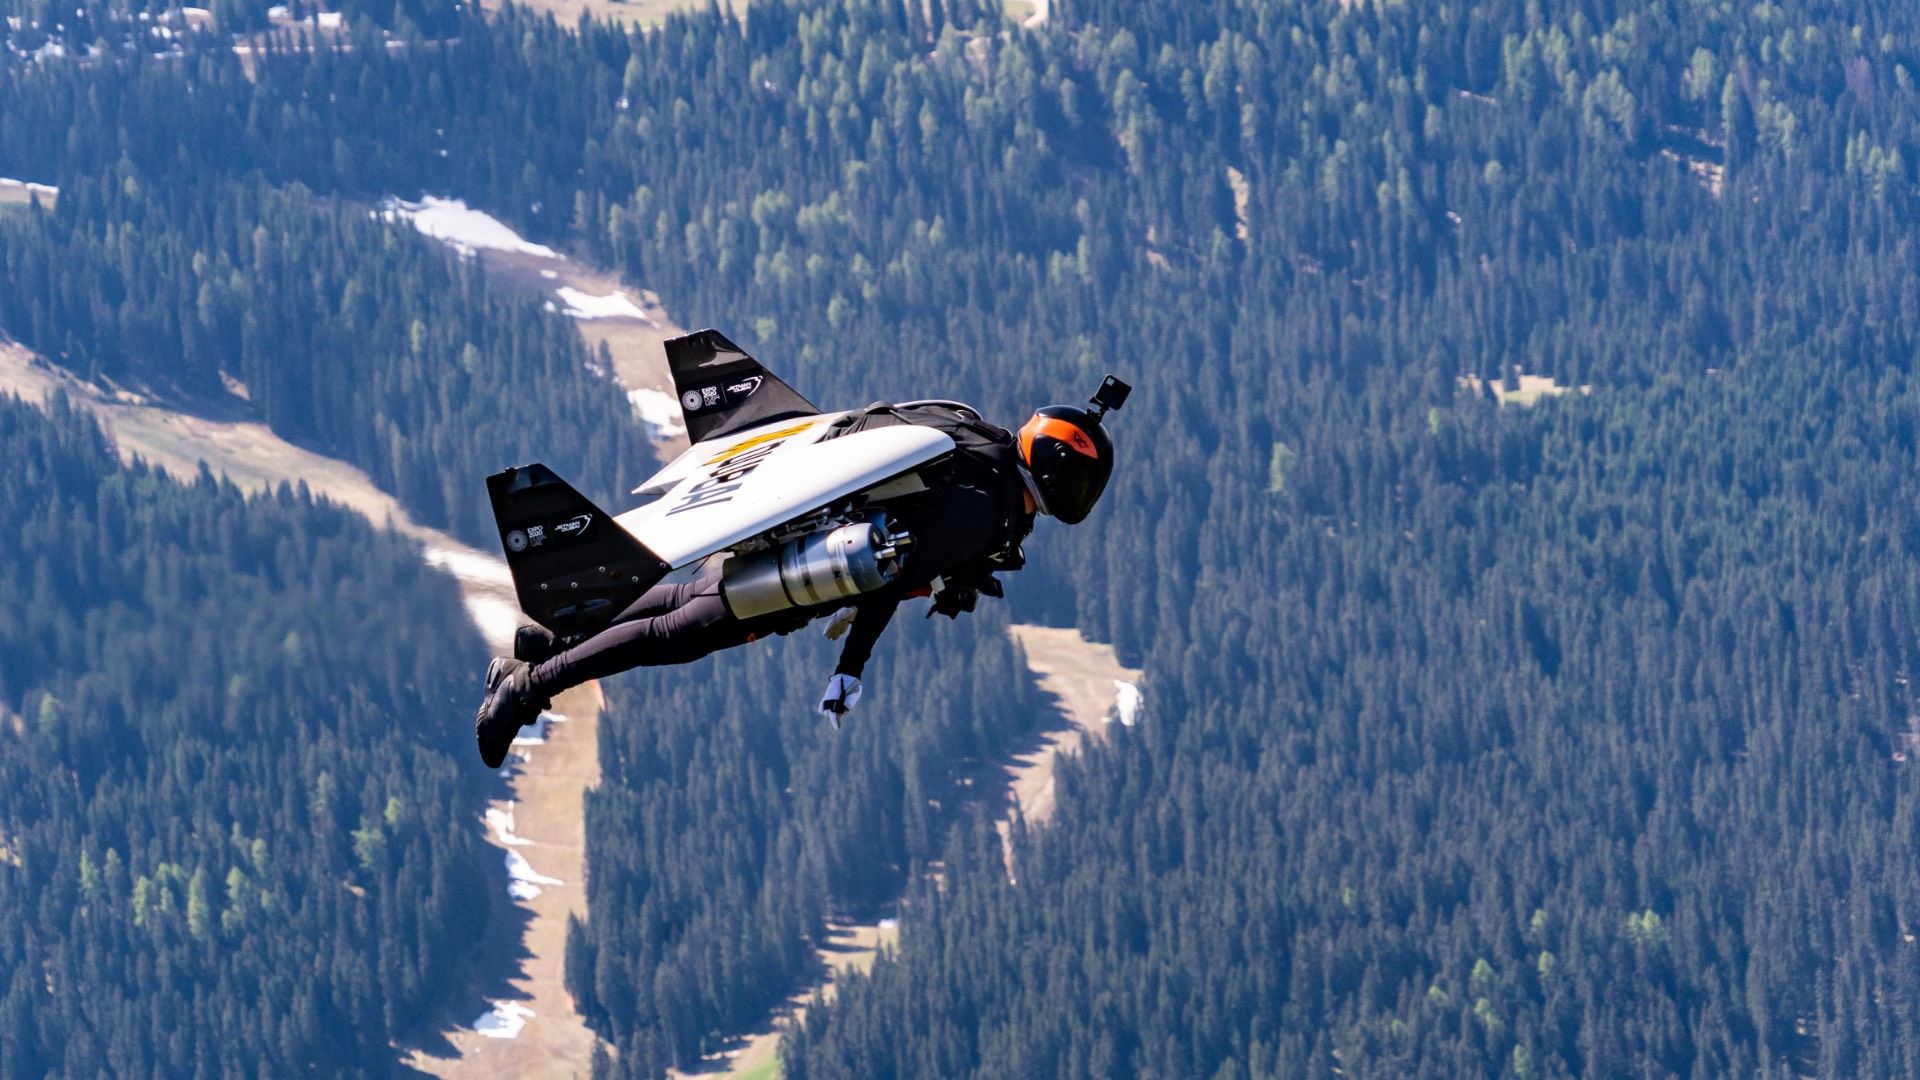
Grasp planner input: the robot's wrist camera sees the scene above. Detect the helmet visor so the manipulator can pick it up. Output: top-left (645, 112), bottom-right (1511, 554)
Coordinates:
top-left (1040, 453), bottom-right (1111, 524)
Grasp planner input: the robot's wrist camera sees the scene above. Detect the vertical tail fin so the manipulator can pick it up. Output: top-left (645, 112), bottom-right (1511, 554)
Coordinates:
top-left (667, 328), bottom-right (820, 444)
top-left (486, 464), bottom-right (670, 638)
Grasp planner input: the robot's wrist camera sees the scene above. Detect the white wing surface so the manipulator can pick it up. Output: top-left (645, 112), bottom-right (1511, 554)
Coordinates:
top-left (614, 414), bottom-right (953, 568)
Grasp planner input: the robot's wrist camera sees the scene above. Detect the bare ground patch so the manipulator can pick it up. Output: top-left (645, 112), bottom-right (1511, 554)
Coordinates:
top-left (406, 681), bottom-right (605, 1079)
top-left (0, 179), bottom-right (56, 213)
top-left (0, 341), bottom-right (604, 1074)
top-left (454, 243), bottom-right (689, 463)
top-left (482, 0), bottom-right (738, 31)
top-left (670, 918), bottom-right (900, 1080)
top-left (1003, 624), bottom-right (1142, 829)
top-left (1458, 370), bottom-right (1591, 408)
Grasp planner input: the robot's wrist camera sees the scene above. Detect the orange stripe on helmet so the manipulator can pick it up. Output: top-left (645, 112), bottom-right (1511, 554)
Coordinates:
top-left (1019, 415), bottom-right (1102, 461)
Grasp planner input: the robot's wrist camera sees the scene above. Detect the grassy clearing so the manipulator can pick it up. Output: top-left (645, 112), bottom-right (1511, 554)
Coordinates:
top-left (0, 181), bottom-right (56, 213)
top-left (1458, 372), bottom-right (1591, 407)
top-left (1004, 624), bottom-right (1142, 820)
top-left (0, 342), bottom-right (605, 1077)
top-left (671, 919), bottom-right (899, 1079)
top-left (462, 243), bottom-right (688, 461)
top-left (485, 0), bottom-right (740, 29)
top-left (406, 683), bottom-right (605, 1080)
top-left (734, 1054), bottom-right (780, 1080)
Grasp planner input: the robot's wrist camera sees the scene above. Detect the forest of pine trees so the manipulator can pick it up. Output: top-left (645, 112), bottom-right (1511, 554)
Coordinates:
top-left (4, 0), bottom-right (1920, 1073)
top-left (0, 397), bottom-right (490, 1074)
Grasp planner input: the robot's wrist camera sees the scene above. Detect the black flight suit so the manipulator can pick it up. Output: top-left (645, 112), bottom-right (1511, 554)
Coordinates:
top-left (526, 403), bottom-right (1031, 696)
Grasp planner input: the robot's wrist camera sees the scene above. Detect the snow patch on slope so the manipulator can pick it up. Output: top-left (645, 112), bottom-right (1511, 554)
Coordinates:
top-left (555, 286), bottom-right (657, 323)
top-left (485, 804), bottom-right (533, 847)
top-left (510, 710), bottom-right (567, 749)
top-left (382, 196), bottom-right (559, 259)
top-left (0, 177), bottom-right (58, 198)
top-left (420, 544), bottom-right (519, 653)
top-left (1112, 681), bottom-right (1143, 727)
top-left (628, 387), bottom-right (688, 440)
top-left (505, 849), bottom-right (564, 900)
top-left (474, 1000), bottom-right (535, 1039)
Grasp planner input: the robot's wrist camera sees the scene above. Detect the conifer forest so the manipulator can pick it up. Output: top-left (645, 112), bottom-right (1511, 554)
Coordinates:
top-left (3, 0), bottom-right (1920, 1075)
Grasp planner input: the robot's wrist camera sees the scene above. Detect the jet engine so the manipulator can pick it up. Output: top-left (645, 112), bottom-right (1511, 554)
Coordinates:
top-left (721, 518), bottom-right (911, 619)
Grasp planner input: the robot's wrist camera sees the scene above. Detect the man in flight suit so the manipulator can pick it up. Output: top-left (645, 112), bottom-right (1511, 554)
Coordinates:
top-left (475, 398), bottom-right (1120, 768)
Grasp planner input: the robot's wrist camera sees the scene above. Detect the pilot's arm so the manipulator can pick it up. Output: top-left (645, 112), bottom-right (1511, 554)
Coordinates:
top-left (818, 593), bottom-right (895, 728)
top-left (833, 593), bottom-right (900, 679)
top-left (817, 486), bottom-right (1001, 726)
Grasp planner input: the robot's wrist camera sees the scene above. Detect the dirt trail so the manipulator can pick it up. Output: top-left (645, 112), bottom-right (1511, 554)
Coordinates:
top-left (0, 343), bottom-right (520, 649)
top-left (676, 625), bottom-right (1141, 1079)
top-left (1003, 624), bottom-right (1143, 829)
top-left (2, 197), bottom-right (694, 1075)
top-left (672, 919), bottom-right (899, 1080)
top-left (389, 206), bottom-right (685, 1075)
top-left (0, 342), bottom-right (606, 1075)
top-left (409, 680), bottom-right (605, 1079)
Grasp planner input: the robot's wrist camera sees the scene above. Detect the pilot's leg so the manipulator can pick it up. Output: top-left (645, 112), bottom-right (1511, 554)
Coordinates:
top-left (526, 570), bottom-right (753, 694)
top-left (514, 573), bottom-right (699, 663)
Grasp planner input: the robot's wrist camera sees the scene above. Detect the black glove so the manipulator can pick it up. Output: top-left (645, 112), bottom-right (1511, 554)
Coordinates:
top-left (927, 571), bottom-right (1001, 619)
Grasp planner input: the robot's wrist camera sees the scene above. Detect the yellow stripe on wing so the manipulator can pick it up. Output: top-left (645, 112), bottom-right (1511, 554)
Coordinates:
top-left (703, 419), bottom-right (824, 465)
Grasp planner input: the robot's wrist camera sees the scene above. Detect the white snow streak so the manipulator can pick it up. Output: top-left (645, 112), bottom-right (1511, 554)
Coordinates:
top-left (1111, 681), bottom-right (1143, 727)
top-left (382, 196), bottom-right (559, 259)
top-left (473, 1000), bottom-right (535, 1039)
top-left (628, 387), bottom-right (688, 440)
top-left (420, 543), bottom-right (518, 654)
top-left (555, 286), bottom-right (656, 323)
top-left (505, 849), bottom-right (564, 900)
top-left (511, 710), bottom-right (567, 748)
top-left (0, 177), bottom-right (57, 198)
top-left (485, 804), bottom-right (533, 847)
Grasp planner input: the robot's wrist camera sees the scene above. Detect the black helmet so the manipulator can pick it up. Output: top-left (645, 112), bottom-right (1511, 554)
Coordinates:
top-left (1018, 405), bottom-right (1115, 524)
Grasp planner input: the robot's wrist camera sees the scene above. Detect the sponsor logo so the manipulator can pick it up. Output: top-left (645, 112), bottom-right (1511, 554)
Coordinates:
top-left (554, 514), bottom-right (592, 536)
top-left (700, 385), bottom-right (723, 408)
top-left (506, 529), bottom-right (529, 553)
top-left (668, 426), bottom-right (815, 516)
top-left (526, 524), bottom-right (548, 548)
top-left (681, 389), bottom-right (705, 412)
top-left (726, 375), bottom-right (763, 398)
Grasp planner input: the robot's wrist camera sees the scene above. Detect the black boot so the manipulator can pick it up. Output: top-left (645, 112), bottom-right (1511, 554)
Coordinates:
top-left (475, 657), bottom-right (552, 769)
top-left (514, 623), bottom-right (563, 665)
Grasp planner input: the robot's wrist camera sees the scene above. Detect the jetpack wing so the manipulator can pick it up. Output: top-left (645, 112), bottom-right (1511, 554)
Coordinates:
top-left (615, 415), bottom-right (955, 569)
top-left (487, 464), bottom-right (671, 638)
top-left (488, 334), bottom-right (951, 636)
top-left (490, 421), bottom-right (953, 636)
top-left (667, 329), bottom-right (820, 445)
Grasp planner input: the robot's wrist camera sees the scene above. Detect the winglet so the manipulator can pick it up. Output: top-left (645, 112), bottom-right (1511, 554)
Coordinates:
top-left (666, 329), bottom-right (820, 444)
top-left (486, 464), bottom-right (670, 638)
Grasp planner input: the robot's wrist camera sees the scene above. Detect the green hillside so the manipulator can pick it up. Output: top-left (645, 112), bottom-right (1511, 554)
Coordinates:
top-left (3, 0), bottom-right (1919, 1074)
top-left (0, 396), bottom-right (489, 1075)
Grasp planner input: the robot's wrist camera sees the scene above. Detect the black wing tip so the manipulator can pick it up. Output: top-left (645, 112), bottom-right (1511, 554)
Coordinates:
top-left (665, 328), bottom-right (750, 368)
top-left (485, 463), bottom-right (670, 637)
